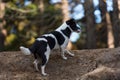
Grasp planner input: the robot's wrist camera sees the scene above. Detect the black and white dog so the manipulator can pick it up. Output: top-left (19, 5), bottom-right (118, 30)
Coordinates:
top-left (20, 19), bottom-right (81, 76)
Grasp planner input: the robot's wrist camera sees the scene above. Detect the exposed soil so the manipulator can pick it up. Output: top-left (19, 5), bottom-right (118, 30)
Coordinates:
top-left (0, 47), bottom-right (120, 80)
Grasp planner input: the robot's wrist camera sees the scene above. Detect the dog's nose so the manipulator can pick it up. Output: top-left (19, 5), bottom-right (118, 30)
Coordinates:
top-left (77, 29), bottom-right (81, 33)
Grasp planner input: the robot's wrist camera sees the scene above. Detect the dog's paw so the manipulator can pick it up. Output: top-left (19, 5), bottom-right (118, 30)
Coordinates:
top-left (63, 56), bottom-right (68, 60)
top-left (42, 73), bottom-right (48, 76)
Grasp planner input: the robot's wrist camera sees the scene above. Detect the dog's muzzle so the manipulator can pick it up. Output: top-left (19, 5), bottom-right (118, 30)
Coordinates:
top-left (76, 29), bottom-right (81, 33)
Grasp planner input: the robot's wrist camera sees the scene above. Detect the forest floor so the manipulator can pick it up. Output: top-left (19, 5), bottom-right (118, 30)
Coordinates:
top-left (0, 47), bottom-right (120, 80)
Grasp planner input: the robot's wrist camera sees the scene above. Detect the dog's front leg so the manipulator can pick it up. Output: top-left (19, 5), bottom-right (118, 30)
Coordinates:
top-left (65, 49), bottom-right (74, 57)
top-left (60, 48), bottom-right (67, 60)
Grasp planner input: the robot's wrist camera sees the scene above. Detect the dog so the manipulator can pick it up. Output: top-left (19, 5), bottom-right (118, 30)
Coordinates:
top-left (20, 18), bottom-right (81, 76)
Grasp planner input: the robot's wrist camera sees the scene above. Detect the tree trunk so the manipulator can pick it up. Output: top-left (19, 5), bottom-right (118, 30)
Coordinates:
top-left (38, 0), bottom-right (44, 13)
top-left (118, 0), bottom-right (120, 19)
top-left (61, 0), bottom-right (70, 22)
top-left (111, 0), bottom-right (120, 47)
top-left (34, 0), bottom-right (45, 35)
top-left (61, 0), bottom-right (72, 50)
top-left (0, 1), bottom-right (6, 51)
top-left (98, 0), bottom-right (107, 48)
top-left (84, 0), bottom-right (96, 49)
top-left (38, 0), bottom-right (44, 30)
top-left (106, 12), bottom-right (114, 48)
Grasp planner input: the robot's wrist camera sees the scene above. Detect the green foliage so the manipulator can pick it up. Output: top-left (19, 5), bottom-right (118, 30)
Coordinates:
top-left (2, 0), bottom-right (115, 51)
top-left (3, 0), bottom-right (63, 51)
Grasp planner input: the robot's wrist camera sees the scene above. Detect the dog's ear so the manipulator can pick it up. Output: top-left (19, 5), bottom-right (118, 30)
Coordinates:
top-left (66, 18), bottom-right (75, 25)
top-left (68, 18), bottom-right (75, 21)
top-left (67, 18), bottom-right (75, 22)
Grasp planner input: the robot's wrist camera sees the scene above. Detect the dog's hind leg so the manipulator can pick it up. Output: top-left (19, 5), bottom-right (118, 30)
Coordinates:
top-left (41, 56), bottom-right (49, 76)
top-left (41, 49), bottom-right (50, 76)
top-left (33, 53), bottom-right (40, 71)
top-left (33, 59), bottom-right (39, 71)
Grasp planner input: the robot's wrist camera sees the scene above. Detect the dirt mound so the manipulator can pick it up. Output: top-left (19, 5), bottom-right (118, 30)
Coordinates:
top-left (81, 66), bottom-right (120, 80)
top-left (0, 47), bottom-right (120, 80)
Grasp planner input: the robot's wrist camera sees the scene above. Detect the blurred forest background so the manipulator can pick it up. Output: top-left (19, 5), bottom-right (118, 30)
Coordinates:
top-left (0, 0), bottom-right (120, 51)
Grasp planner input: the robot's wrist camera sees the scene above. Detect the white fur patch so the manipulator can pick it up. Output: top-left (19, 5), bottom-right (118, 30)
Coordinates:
top-left (20, 46), bottom-right (31, 55)
top-left (36, 38), bottom-right (47, 42)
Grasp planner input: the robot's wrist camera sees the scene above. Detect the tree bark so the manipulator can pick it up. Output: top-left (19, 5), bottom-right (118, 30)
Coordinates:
top-left (38, 0), bottom-right (44, 13)
top-left (0, 1), bottom-right (6, 51)
top-left (61, 0), bottom-right (72, 50)
top-left (118, 0), bottom-right (120, 19)
top-left (98, 0), bottom-right (107, 48)
top-left (84, 0), bottom-right (96, 49)
top-left (106, 12), bottom-right (114, 48)
top-left (61, 0), bottom-right (70, 22)
top-left (112, 0), bottom-right (120, 47)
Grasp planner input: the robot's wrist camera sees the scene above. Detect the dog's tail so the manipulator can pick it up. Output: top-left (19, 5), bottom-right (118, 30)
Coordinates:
top-left (20, 46), bottom-right (31, 55)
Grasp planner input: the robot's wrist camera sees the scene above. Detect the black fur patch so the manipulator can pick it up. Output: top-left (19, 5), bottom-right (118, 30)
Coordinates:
top-left (29, 40), bottom-right (47, 65)
top-left (61, 27), bottom-right (72, 38)
top-left (29, 40), bottom-right (47, 54)
top-left (51, 31), bottom-right (65, 45)
top-left (66, 18), bottom-right (80, 31)
top-left (42, 36), bottom-right (55, 50)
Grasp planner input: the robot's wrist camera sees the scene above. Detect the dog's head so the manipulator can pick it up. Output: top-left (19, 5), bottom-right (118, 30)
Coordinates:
top-left (66, 19), bottom-right (81, 33)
